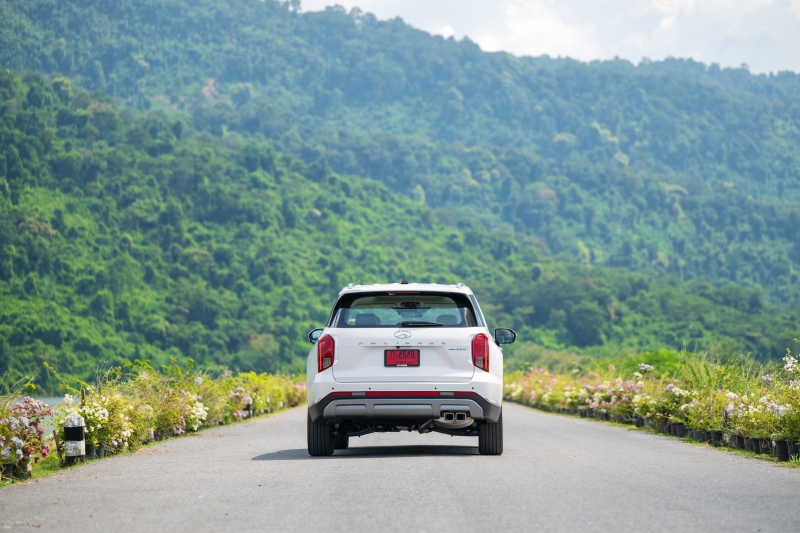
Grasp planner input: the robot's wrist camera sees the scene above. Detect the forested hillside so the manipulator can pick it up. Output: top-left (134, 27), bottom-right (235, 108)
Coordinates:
top-left (3, 0), bottom-right (800, 302)
top-left (1, 72), bottom-right (798, 392)
top-left (2, 1), bottom-right (800, 391)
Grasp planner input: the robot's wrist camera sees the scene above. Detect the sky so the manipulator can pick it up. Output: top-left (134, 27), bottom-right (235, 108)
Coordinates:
top-left (300, 0), bottom-right (800, 74)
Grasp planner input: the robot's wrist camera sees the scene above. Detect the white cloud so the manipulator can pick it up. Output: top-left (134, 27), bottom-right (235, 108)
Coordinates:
top-left (475, 1), bottom-right (598, 59)
top-left (436, 24), bottom-right (456, 38)
top-left (300, 0), bottom-right (800, 73)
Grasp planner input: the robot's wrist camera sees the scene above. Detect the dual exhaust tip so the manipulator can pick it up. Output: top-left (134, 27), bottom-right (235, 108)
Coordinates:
top-left (443, 412), bottom-right (467, 422)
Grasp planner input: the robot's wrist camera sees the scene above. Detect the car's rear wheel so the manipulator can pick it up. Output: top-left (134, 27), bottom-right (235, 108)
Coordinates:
top-left (307, 412), bottom-right (334, 456)
top-left (478, 409), bottom-right (503, 455)
top-left (333, 435), bottom-right (349, 449)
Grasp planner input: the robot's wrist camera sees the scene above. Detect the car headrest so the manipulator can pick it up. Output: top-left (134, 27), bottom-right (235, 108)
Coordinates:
top-left (436, 314), bottom-right (460, 326)
top-left (354, 313), bottom-right (381, 326)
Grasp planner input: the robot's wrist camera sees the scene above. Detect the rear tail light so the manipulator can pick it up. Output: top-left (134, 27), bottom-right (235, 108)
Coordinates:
top-left (318, 334), bottom-right (335, 372)
top-left (472, 333), bottom-right (489, 372)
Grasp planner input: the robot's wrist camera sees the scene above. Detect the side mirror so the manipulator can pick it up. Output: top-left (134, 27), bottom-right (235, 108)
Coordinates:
top-left (494, 328), bottom-right (516, 345)
top-left (307, 328), bottom-right (323, 344)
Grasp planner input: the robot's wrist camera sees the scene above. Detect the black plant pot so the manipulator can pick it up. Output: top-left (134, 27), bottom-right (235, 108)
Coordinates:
top-left (736, 435), bottom-right (745, 449)
top-left (586, 409), bottom-right (594, 418)
top-left (760, 439), bottom-right (772, 455)
top-left (85, 444), bottom-right (97, 460)
top-left (673, 423), bottom-right (685, 438)
top-left (744, 437), bottom-right (753, 451)
top-left (97, 444), bottom-right (105, 458)
top-left (752, 438), bottom-right (762, 454)
top-left (13, 463), bottom-right (31, 480)
top-left (711, 431), bottom-right (723, 446)
top-left (773, 440), bottom-right (790, 461)
top-left (788, 442), bottom-right (797, 458)
top-left (1, 463), bottom-right (14, 480)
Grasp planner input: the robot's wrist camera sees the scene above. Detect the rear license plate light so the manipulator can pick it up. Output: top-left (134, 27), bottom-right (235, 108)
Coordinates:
top-left (384, 349), bottom-right (420, 367)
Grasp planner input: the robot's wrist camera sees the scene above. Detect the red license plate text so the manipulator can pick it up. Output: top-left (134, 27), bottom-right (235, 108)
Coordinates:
top-left (384, 349), bottom-right (420, 367)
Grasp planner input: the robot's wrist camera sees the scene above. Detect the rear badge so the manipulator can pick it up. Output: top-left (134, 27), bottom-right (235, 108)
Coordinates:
top-left (394, 330), bottom-right (412, 339)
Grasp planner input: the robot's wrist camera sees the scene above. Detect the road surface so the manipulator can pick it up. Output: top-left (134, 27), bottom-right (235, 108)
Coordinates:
top-left (2, 402), bottom-right (799, 532)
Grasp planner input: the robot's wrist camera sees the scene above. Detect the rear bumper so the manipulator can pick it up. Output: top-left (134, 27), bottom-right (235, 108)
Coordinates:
top-left (308, 392), bottom-right (502, 423)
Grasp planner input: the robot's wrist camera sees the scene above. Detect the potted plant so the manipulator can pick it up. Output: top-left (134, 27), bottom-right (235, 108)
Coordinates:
top-left (2, 397), bottom-right (54, 478)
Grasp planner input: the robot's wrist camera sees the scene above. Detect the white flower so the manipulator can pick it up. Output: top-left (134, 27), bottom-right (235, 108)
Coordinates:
top-left (762, 374), bottom-right (773, 382)
top-left (790, 380), bottom-right (800, 390)
top-left (783, 355), bottom-right (797, 372)
top-left (638, 363), bottom-right (654, 373)
top-left (766, 402), bottom-right (791, 418)
top-left (194, 376), bottom-right (203, 386)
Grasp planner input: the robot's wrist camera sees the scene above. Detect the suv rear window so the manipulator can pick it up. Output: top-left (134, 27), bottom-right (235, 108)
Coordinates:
top-left (330, 292), bottom-right (480, 328)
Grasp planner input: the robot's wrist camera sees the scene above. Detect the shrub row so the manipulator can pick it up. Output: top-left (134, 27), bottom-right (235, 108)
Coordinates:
top-left (0, 362), bottom-right (305, 480)
top-left (504, 343), bottom-right (800, 461)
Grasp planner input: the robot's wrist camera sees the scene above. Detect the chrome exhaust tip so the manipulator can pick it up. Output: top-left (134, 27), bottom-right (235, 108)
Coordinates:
top-left (443, 412), bottom-right (455, 421)
top-left (455, 412), bottom-right (467, 422)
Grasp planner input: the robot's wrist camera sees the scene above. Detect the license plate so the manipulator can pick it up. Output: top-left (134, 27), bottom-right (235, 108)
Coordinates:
top-left (384, 349), bottom-right (420, 367)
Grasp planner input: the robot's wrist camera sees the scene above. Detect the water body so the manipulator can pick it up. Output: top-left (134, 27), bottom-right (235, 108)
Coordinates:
top-left (33, 396), bottom-right (65, 434)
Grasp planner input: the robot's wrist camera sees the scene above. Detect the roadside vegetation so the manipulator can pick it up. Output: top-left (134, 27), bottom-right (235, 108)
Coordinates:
top-left (0, 364), bottom-right (305, 484)
top-left (504, 340), bottom-right (800, 463)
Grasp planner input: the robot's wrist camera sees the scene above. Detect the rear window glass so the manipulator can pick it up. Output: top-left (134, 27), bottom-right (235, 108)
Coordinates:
top-left (330, 292), bottom-right (479, 328)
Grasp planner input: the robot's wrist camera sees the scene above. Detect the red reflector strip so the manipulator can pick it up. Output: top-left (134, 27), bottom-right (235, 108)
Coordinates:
top-left (367, 391), bottom-right (439, 397)
top-left (327, 391), bottom-right (477, 398)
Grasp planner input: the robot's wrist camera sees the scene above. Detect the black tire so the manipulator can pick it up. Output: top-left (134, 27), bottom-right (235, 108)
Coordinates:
top-left (333, 435), bottom-right (349, 449)
top-left (478, 409), bottom-right (503, 455)
top-left (307, 412), bottom-right (334, 456)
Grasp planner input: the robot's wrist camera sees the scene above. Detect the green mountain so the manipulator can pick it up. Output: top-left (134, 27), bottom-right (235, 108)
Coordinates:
top-left (3, 0), bottom-right (800, 302)
top-left (1, 71), bottom-right (797, 392)
top-left (1, 1), bottom-right (800, 390)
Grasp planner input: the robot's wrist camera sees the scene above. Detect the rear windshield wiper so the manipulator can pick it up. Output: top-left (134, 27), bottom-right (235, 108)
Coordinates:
top-left (401, 321), bottom-right (443, 327)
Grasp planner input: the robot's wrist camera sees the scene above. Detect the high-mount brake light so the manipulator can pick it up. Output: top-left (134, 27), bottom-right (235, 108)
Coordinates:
top-left (472, 333), bottom-right (489, 372)
top-left (317, 334), bottom-right (335, 372)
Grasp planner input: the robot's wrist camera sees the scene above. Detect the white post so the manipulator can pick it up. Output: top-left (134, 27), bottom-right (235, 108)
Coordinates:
top-left (63, 412), bottom-right (85, 465)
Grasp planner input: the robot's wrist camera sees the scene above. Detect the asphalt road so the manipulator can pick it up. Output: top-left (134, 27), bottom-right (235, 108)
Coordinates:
top-left (2, 402), bottom-right (799, 532)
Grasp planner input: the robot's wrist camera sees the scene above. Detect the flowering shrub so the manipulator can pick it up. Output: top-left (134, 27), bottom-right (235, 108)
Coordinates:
top-left (43, 361), bottom-right (305, 461)
top-left (505, 343), bottom-right (800, 442)
top-left (1, 397), bottom-right (53, 465)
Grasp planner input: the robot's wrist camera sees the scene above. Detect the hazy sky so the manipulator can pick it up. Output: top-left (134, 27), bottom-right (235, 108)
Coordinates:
top-left (301, 0), bottom-right (800, 74)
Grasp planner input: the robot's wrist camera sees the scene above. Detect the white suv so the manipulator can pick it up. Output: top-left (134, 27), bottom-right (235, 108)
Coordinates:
top-left (305, 281), bottom-right (516, 456)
